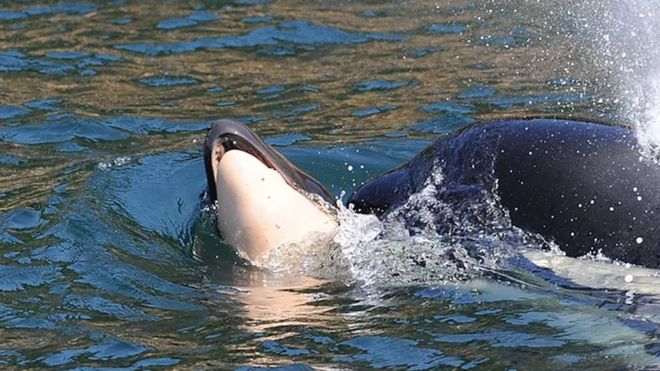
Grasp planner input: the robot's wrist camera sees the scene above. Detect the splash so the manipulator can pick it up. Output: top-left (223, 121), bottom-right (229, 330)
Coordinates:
top-left (636, 69), bottom-right (660, 160)
top-left (507, 0), bottom-right (660, 157)
top-left (264, 229), bottom-right (350, 280)
top-left (97, 156), bottom-right (132, 170)
top-left (597, 2), bottom-right (660, 159)
top-left (330, 163), bottom-right (525, 287)
top-left (562, 1), bottom-right (660, 156)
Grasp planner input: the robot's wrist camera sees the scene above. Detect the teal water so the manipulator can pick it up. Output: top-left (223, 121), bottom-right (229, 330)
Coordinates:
top-left (1, 0), bottom-right (660, 369)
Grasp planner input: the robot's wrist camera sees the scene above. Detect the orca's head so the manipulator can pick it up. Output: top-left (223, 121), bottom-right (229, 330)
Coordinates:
top-left (204, 119), bottom-right (337, 264)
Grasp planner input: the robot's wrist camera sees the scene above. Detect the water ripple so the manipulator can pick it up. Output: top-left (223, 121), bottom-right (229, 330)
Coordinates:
top-left (0, 105), bottom-right (30, 120)
top-left (137, 75), bottom-right (200, 87)
top-left (335, 336), bottom-right (464, 369)
top-left (24, 98), bottom-right (62, 111)
top-left (433, 330), bottom-right (566, 348)
top-left (42, 337), bottom-right (148, 367)
top-left (351, 105), bottom-right (399, 118)
top-left (410, 112), bottom-right (476, 134)
top-left (0, 264), bottom-right (62, 291)
top-left (0, 114), bottom-right (128, 144)
top-left (0, 114), bottom-right (208, 144)
top-left (1, 208), bottom-right (42, 230)
top-left (46, 51), bottom-right (89, 60)
top-left (0, 49), bottom-right (121, 75)
top-left (0, 155), bottom-right (26, 166)
top-left (0, 3), bottom-right (96, 21)
top-left (243, 15), bottom-right (274, 24)
top-left (116, 20), bottom-right (407, 56)
top-left (486, 93), bottom-right (589, 108)
top-left (157, 10), bottom-right (219, 30)
top-left (266, 133), bottom-right (311, 146)
top-left (420, 101), bottom-right (475, 114)
top-left (261, 340), bottom-right (314, 356)
top-left (63, 294), bottom-right (159, 321)
top-left (458, 85), bottom-right (497, 99)
top-left (355, 79), bottom-right (416, 92)
top-left (428, 23), bottom-right (469, 35)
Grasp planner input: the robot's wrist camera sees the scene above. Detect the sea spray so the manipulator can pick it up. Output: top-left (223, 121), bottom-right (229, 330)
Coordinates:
top-left (495, 0), bottom-right (660, 157)
top-left (331, 164), bottom-right (519, 286)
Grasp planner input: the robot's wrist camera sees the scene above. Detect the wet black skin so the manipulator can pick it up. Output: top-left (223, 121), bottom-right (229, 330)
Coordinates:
top-left (349, 119), bottom-right (660, 268)
top-left (204, 119), bottom-right (335, 205)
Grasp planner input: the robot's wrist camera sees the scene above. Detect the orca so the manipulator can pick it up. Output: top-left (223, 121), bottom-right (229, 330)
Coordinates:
top-left (349, 118), bottom-right (660, 268)
top-left (204, 119), bottom-right (337, 265)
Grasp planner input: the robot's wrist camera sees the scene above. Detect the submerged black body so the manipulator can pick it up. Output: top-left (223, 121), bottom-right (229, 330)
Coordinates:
top-left (349, 119), bottom-right (660, 268)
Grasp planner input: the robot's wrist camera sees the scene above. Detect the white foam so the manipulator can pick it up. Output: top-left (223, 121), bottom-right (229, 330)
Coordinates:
top-left (97, 156), bottom-right (132, 170)
top-left (328, 164), bottom-right (518, 287)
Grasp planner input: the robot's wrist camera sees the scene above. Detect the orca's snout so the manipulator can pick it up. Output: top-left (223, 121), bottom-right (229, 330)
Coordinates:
top-left (203, 119), bottom-right (336, 206)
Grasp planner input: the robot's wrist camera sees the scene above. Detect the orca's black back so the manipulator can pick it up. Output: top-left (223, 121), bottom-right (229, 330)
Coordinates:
top-left (494, 119), bottom-right (660, 266)
top-left (349, 119), bottom-right (660, 268)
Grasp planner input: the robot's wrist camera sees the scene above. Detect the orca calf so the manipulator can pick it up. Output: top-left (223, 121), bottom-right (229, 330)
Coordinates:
top-left (204, 119), bottom-right (337, 265)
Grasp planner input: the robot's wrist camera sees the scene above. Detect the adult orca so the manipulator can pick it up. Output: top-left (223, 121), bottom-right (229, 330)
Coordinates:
top-left (204, 119), bottom-right (338, 265)
top-left (349, 118), bottom-right (660, 268)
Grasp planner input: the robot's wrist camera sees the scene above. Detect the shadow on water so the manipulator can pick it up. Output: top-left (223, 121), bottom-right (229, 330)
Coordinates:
top-left (1, 0), bottom-right (660, 369)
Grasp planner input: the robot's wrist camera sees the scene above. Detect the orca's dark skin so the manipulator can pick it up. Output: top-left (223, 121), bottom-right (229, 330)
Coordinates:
top-left (349, 119), bottom-right (660, 268)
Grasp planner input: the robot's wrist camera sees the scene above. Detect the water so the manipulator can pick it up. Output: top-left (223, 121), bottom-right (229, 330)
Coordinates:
top-left (1, 0), bottom-right (660, 369)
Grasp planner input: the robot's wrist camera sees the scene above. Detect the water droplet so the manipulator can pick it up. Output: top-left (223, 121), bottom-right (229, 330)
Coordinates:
top-left (609, 206), bottom-right (615, 212)
top-left (624, 274), bottom-right (633, 283)
top-left (347, 165), bottom-right (354, 171)
top-left (636, 237), bottom-right (643, 244)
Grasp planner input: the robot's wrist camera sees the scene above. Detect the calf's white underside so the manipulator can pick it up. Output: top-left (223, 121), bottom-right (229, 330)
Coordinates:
top-left (215, 150), bottom-right (337, 265)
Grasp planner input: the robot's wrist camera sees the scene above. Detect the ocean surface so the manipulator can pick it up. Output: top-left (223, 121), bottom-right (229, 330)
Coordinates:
top-left (1, 0), bottom-right (660, 369)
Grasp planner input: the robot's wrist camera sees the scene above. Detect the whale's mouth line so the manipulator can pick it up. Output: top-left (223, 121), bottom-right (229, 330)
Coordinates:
top-left (214, 134), bottom-right (277, 172)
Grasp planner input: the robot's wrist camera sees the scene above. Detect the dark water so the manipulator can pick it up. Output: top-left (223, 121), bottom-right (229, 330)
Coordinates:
top-left (1, 0), bottom-right (659, 369)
